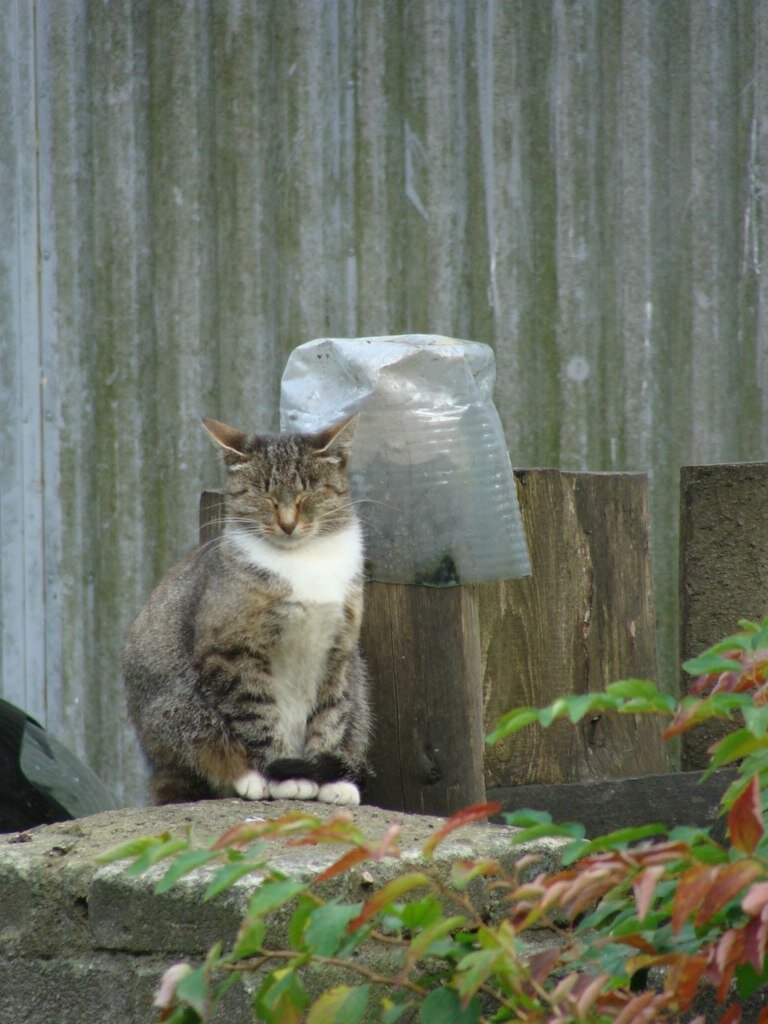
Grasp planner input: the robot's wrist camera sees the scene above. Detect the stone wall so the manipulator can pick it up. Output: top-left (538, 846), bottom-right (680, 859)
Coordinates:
top-left (0, 799), bottom-right (563, 1024)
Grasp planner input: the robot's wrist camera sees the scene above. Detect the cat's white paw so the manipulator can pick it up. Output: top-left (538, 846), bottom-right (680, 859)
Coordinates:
top-left (234, 770), bottom-right (270, 800)
top-left (269, 778), bottom-right (319, 801)
top-left (317, 781), bottom-right (360, 806)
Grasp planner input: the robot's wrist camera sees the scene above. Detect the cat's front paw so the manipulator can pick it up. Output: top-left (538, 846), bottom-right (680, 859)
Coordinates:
top-left (317, 781), bottom-right (360, 806)
top-left (269, 778), bottom-right (319, 801)
top-left (234, 770), bottom-right (270, 801)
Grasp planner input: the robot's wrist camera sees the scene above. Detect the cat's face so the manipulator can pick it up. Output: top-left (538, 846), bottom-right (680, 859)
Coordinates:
top-left (203, 417), bottom-right (358, 548)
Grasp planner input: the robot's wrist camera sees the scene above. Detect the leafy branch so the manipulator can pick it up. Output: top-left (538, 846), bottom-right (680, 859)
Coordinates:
top-left (101, 617), bottom-right (768, 1023)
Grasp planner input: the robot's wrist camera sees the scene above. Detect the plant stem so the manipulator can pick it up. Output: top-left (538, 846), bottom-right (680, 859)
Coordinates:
top-left (230, 948), bottom-right (430, 997)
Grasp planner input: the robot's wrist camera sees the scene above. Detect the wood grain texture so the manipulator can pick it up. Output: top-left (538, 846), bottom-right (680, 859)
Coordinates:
top-left (679, 462), bottom-right (768, 770)
top-left (481, 469), bottom-right (666, 787)
top-left (361, 581), bottom-right (486, 816)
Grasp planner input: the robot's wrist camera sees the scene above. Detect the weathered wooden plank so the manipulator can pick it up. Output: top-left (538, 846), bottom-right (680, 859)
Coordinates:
top-left (361, 581), bottom-right (486, 816)
top-left (481, 469), bottom-right (665, 788)
top-left (679, 462), bottom-right (768, 770)
top-left (489, 768), bottom-right (737, 840)
top-left (0, 1), bottom-right (47, 724)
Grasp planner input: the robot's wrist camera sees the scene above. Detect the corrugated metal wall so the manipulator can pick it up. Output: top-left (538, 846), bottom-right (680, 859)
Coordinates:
top-left (2, 0), bottom-right (767, 806)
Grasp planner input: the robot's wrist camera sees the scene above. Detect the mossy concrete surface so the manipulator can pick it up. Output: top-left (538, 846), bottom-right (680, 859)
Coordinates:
top-left (0, 798), bottom-right (564, 1024)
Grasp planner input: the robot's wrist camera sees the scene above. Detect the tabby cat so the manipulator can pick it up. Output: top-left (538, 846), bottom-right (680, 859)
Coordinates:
top-left (123, 415), bottom-right (370, 806)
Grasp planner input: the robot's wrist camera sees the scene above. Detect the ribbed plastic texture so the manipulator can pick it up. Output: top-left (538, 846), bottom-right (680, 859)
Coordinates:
top-left (280, 335), bottom-right (531, 586)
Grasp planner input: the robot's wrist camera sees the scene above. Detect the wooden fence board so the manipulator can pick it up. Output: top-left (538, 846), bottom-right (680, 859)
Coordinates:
top-left (679, 462), bottom-right (768, 770)
top-left (481, 469), bottom-right (666, 787)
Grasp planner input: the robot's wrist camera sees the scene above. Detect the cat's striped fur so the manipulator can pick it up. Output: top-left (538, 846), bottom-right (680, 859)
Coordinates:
top-left (123, 416), bottom-right (370, 806)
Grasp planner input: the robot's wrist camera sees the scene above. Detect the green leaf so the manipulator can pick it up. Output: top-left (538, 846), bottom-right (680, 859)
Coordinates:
top-left (155, 849), bottom-right (220, 894)
top-left (561, 824), bottom-right (668, 865)
top-left (203, 860), bottom-right (266, 901)
top-left (398, 895), bottom-right (444, 932)
top-left (307, 984), bottom-right (369, 1024)
top-left (382, 999), bottom-right (413, 1024)
top-left (539, 698), bottom-right (573, 727)
top-left (255, 967), bottom-right (310, 1024)
top-left (738, 619), bottom-right (763, 633)
top-left (232, 917), bottom-right (266, 959)
top-left (682, 652), bottom-right (743, 676)
top-left (248, 878), bottom-right (307, 917)
top-left (504, 809), bottom-right (552, 828)
top-left (455, 948), bottom-right (502, 1000)
top-left (709, 729), bottom-right (764, 770)
top-left (605, 679), bottom-right (661, 700)
top-left (510, 821), bottom-right (586, 845)
top-left (736, 959), bottom-right (768, 999)
top-left (304, 902), bottom-right (362, 957)
top-left (419, 987), bottom-right (481, 1024)
top-left (349, 873), bottom-right (431, 931)
top-left (744, 705), bottom-right (768, 739)
top-left (408, 915), bottom-right (466, 960)
top-left (722, 757), bottom-right (768, 809)
top-left (126, 836), bottom-right (191, 877)
top-left (175, 965), bottom-right (210, 1018)
top-left (710, 634), bottom-right (754, 654)
top-left (565, 693), bottom-right (604, 723)
top-left (288, 894), bottom-right (318, 949)
top-left (486, 707), bottom-right (540, 744)
top-left (95, 834), bottom-right (165, 864)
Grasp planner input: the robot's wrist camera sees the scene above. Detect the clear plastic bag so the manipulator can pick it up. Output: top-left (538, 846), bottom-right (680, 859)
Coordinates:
top-left (280, 335), bottom-right (531, 585)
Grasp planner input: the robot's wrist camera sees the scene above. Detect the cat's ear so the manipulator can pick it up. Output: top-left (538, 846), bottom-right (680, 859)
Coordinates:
top-left (202, 418), bottom-right (250, 469)
top-left (311, 415), bottom-right (358, 463)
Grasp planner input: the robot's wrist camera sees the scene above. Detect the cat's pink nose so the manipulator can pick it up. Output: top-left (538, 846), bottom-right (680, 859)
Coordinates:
top-left (278, 509), bottom-right (298, 534)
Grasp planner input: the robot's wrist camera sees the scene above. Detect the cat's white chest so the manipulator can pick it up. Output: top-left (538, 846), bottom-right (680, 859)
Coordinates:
top-left (271, 601), bottom-right (342, 754)
top-left (228, 521), bottom-right (363, 605)
top-left (228, 521), bottom-right (363, 758)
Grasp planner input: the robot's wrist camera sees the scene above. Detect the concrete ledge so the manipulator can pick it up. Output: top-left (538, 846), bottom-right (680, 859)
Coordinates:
top-left (0, 798), bottom-right (564, 1023)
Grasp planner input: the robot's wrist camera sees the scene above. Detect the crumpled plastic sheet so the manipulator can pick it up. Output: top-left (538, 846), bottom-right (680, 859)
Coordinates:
top-left (280, 335), bottom-right (531, 586)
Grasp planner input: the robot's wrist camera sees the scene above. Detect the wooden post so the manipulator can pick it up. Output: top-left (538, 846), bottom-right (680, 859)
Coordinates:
top-left (481, 470), bottom-right (666, 788)
top-left (360, 582), bottom-right (486, 816)
top-left (679, 463), bottom-right (768, 770)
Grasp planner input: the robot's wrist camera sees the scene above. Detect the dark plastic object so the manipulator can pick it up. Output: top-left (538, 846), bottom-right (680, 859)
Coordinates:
top-left (0, 699), bottom-right (117, 833)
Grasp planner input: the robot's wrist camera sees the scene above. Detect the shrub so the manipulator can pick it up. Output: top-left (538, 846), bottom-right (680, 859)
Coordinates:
top-left (101, 618), bottom-right (768, 1023)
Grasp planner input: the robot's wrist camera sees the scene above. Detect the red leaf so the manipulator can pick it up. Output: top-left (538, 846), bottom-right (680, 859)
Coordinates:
top-left (526, 946), bottom-right (561, 984)
top-left (213, 810), bottom-right (321, 850)
top-left (633, 865), bottom-right (666, 922)
top-left (716, 928), bottom-right (744, 977)
top-left (315, 845), bottom-right (372, 883)
top-left (728, 774), bottom-right (764, 854)
top-left (672, 864), bottom-right (715, 933)
top-left (713, 929), bottom-right (744, 1003)
top-left (758, 1007), bottom-right (768, 1024)
top-left (743, 881), bottom-right (768, 916)
top-left (695, 862), bottom-right (764, 928)
top-left (744, 906), bottom-right (768, 972)
top-left (573, 973), bottom-right (611, 1017)
top-left (347, 872), bottom-right (431, 931)
top-left (421, 802), bottom-right (501, 858)
top-left (720, 1004), bottom-right (742, 1024)
top-left (613, 989), bottom-right (667, 1024)
top-left (669, 953), bottom-right (709, 1010)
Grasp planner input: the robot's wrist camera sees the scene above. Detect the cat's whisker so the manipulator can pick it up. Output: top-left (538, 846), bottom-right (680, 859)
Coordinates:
top-left (349, 497), bottom-right (401, 511)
